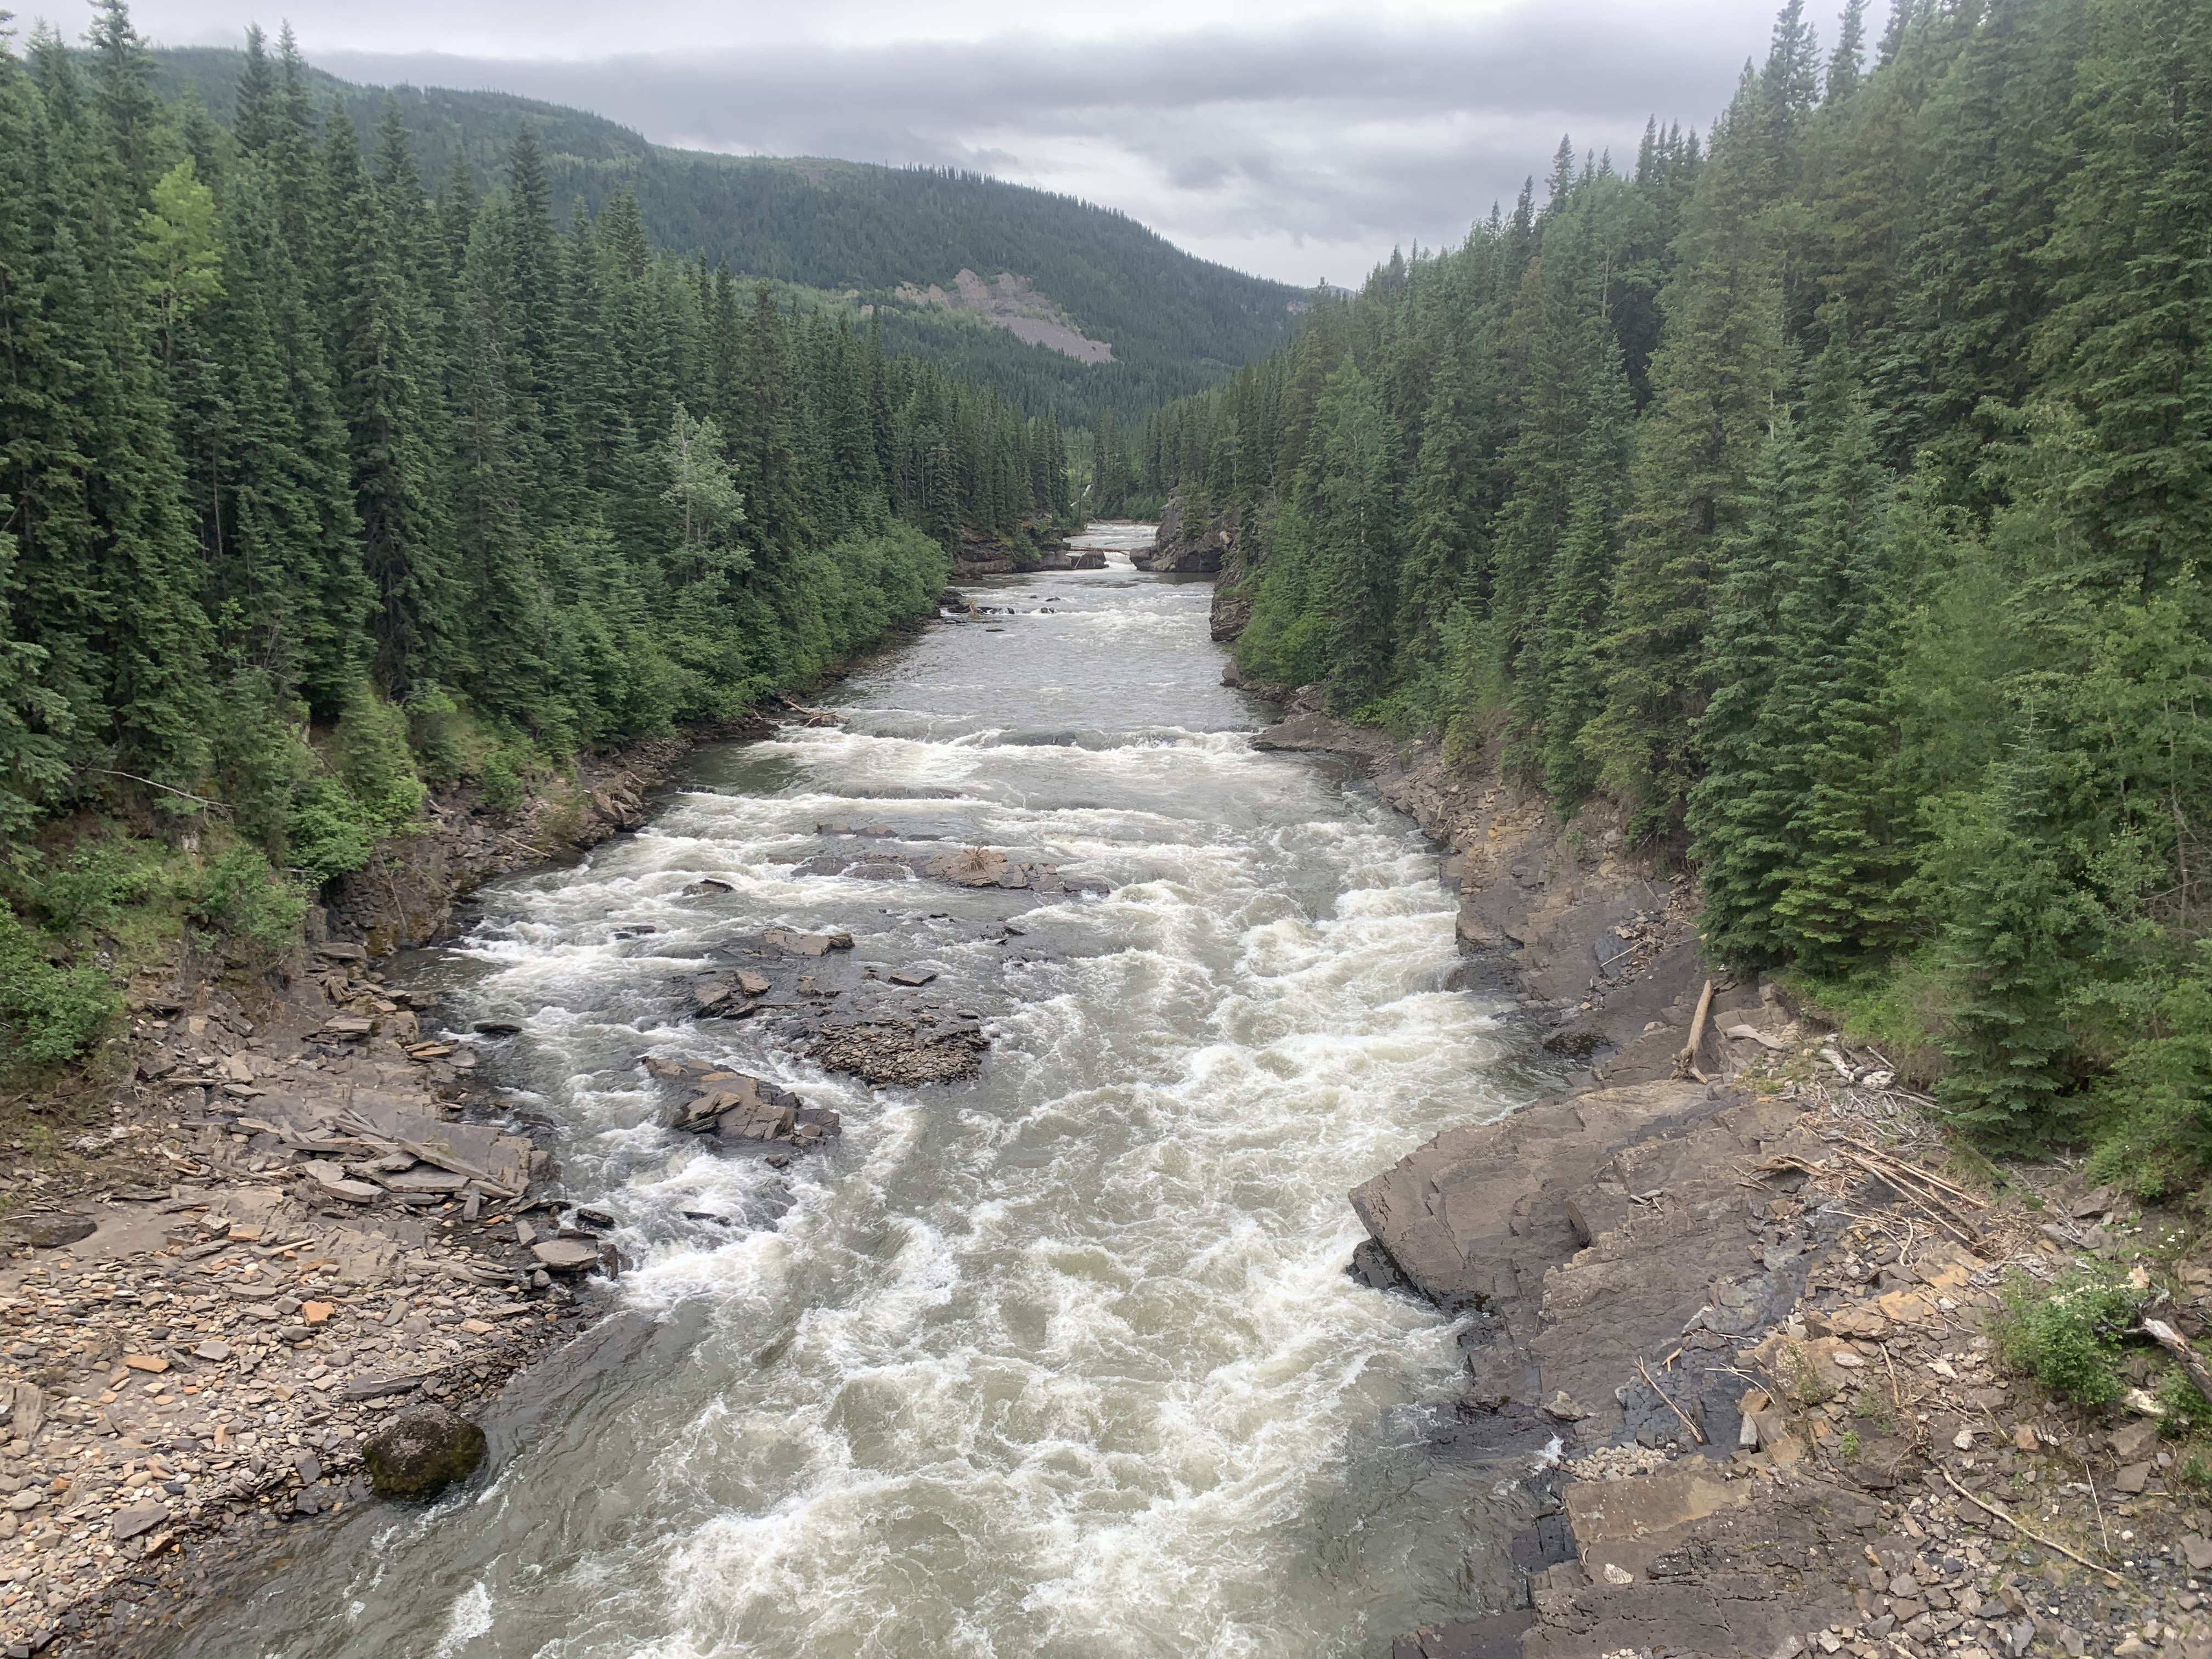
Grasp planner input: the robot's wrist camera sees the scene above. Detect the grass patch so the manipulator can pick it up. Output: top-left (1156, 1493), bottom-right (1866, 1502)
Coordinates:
top-left (1782, 952), bottom-right (1953, 1088)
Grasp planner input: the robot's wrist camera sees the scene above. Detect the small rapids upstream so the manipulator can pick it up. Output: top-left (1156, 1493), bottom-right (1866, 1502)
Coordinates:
top-left (182, 524), bottom-right (1560, 1659)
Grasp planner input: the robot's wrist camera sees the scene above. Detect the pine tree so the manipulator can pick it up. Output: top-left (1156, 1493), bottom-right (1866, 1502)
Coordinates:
top-left (1590, 66), bottom-right (1790, 843)
top-left (2035, 0), bottom-right (2212, 594)
top-left (1314, 363), bottom-right (1402, 711)
top-left (323, 99), bottom-right (453, 698)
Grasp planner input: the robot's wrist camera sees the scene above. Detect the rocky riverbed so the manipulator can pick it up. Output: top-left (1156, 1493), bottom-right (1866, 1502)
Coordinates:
top-left (25, 530), bottom-right (2211, 1659)
top-left (0, 798), bottom-right (1130, 1658)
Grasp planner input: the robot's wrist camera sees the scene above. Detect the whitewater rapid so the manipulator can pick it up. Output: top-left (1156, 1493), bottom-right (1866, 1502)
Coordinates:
top-left (175, 524), bottom-right (1555, 1659)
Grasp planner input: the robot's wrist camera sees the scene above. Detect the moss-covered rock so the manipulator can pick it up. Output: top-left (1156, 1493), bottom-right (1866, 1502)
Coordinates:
top-left (362, 1404), bottom-right (487, 1499)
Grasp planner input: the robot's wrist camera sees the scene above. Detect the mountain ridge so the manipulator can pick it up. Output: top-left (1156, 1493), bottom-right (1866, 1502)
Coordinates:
top-left (149, 45), bottom-right (1305, 424)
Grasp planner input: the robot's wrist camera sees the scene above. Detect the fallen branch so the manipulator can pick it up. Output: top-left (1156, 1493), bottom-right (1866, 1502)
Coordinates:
top-left (1637, 1355), bottom-right (1707, 1445)
top-left (2142, 1318), bottom-right (2212, 1408)
top-left (1833, 1138), bottom-right (1986, 1209)
top-left (1829, 1148), bottom-right (1983, 1244)
top-left (1674, 979), bottom-right (1716, 1080)
top-left (1939, 1469), bottom-right (2112, 1577)
top-left (83, 768), bottom-right (233, 814)
top-left (1758, 1141), bottom-right (1985, 1244)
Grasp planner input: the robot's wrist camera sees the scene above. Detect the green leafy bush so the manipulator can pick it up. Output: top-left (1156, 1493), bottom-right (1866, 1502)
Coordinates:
top-left (1993, 1268), bottom-right (2146, 1407)
top-left (285, 777), bottom-right (376, 884)
top-left (475, 747), bottom-right (529, 815)
top-left (404, 686), bottom-right (476, 791)
top-left (2078, 944), bottom-right (2212, 1200)
top-left (204, 673), bottom-right (318, 859)
top-left (0, 904), bottom-right (119, 1065)
top-left (2156, 1367), bottom-right (2212, 1440)
top-left (189, 848), bottom-right (307, 960)
top-left (31, 843), bottom-right (164, 935)
top-left (330, 689), bottom-right (426, 831)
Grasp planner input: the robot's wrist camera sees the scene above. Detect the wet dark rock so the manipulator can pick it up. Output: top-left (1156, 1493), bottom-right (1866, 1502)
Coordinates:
top-left (3, 1213), bottom-right (97, 1250)
top-left (806, 1017), bottom-right (988, 1086)
top-left (681, 878), bottom-right (735, 896)
top-left (362, 1403), bottom-right (487, 1499)
top-left (530, 1239), bottom-right (602, 1273)
top-left (1347, 1237), bottom-right (1417, 1295)
top-left (471, 1020), bottom-right (522, 1037)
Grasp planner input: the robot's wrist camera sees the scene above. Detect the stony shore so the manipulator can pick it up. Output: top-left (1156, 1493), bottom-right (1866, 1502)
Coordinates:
top-left (0, 721), bottom-right (731, 1657)
top-left (1261, 702), bottom-right (2212, 1659)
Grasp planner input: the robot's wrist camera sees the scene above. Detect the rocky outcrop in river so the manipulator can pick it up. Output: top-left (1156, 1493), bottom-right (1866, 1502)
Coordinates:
top-left (1130, 494), bottom-right (1239, 575)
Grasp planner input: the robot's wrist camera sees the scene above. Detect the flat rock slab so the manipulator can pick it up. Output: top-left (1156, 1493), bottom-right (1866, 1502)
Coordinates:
top-left (376, 1169), bottom-right (471, 1194)
top-left (531, 1240), bottom-right (602, 1272)
top-left (764, 927), bottom-right (851, 956)
top-left (110, 1502), bottom-right (168, 1541)
top-left (347, 1102), bottom-right (531, 1193)
top-left (343, 1375), bottom-right (426, 1401)
top-left (1348, 1080), bottom-right (1729, 1312)
top-left (301, 1161), bottom-right (383, 1204)
top-left (2, 1214), bottom-right (98, 1249)
top-left (1563, 1464), bottom-right (1751, 1582)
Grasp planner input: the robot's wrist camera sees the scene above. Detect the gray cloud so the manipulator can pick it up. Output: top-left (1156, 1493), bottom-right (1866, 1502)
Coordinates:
top-left (291, 3), bottom-right (1791, 281)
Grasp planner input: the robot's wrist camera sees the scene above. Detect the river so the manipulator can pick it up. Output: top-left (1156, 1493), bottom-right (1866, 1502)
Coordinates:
top-left (172, 523), bottom-right (1558, 1659)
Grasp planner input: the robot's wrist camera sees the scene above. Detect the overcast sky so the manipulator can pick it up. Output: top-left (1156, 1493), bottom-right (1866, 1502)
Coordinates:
top-left (75, 0), bottom-right (1822, 285)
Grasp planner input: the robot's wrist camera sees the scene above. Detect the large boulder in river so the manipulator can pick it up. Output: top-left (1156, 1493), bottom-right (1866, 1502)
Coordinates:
top-left (1130, 493), bottom-right (1235, 574)
top-left (363, 1403), bottom-right (487, 1499)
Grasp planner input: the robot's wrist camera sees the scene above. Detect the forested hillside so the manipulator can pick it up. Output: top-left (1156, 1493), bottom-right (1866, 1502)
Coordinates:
top-left (1139, 0), bottom-right (2212, 1184)
top-left (148, 46), bottom-right (1305, 425)
top-left (0, 5), bottom-right (1076, 1061)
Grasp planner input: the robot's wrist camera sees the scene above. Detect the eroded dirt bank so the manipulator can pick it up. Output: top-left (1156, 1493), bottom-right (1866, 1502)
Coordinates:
top-left (1263, 701), bottom-right (2212, 1659)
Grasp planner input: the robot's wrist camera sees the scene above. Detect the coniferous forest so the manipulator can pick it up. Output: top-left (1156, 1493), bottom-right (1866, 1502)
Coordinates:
top-left (1139, 0), bottom-right (2212, 1183)
top-left (0, 4), bottom-right (1084, 1061)
top-left (9, 0), bottom-right (2212, 1197)
top-left (144, 46), bottom-right (1308, 428)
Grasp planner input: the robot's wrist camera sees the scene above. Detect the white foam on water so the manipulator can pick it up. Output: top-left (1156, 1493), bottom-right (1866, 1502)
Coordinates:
top-left (165, 540), bottom-right (1553, 1659)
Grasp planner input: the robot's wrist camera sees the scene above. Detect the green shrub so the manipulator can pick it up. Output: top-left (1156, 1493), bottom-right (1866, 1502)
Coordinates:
top-left (2175, 1447), bottom-right (2212, 1499)
top-left (330, 687), bottom-right (425, 831)
top-left (205, 669), bottom-right (317, 856)
top-left (189, 848), bottom-right (307, 960)
top-left (2156, 1367), bottom-right (2212, 1440)
top-left (30, 843), bottom-right (163, 935)
top-left (1993, 1267), bottom-right (2146, 1407)
top-left (285, 776), bottom-right (376, 884)
top-left (475, 746), bottom-right (529, 815)
top-left (404, 686), bottom-right (476, 790)
top-left (2078, 943), bottom-right (2212, 1200)
top-left (0, 903), bottom-right (119, 1065)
